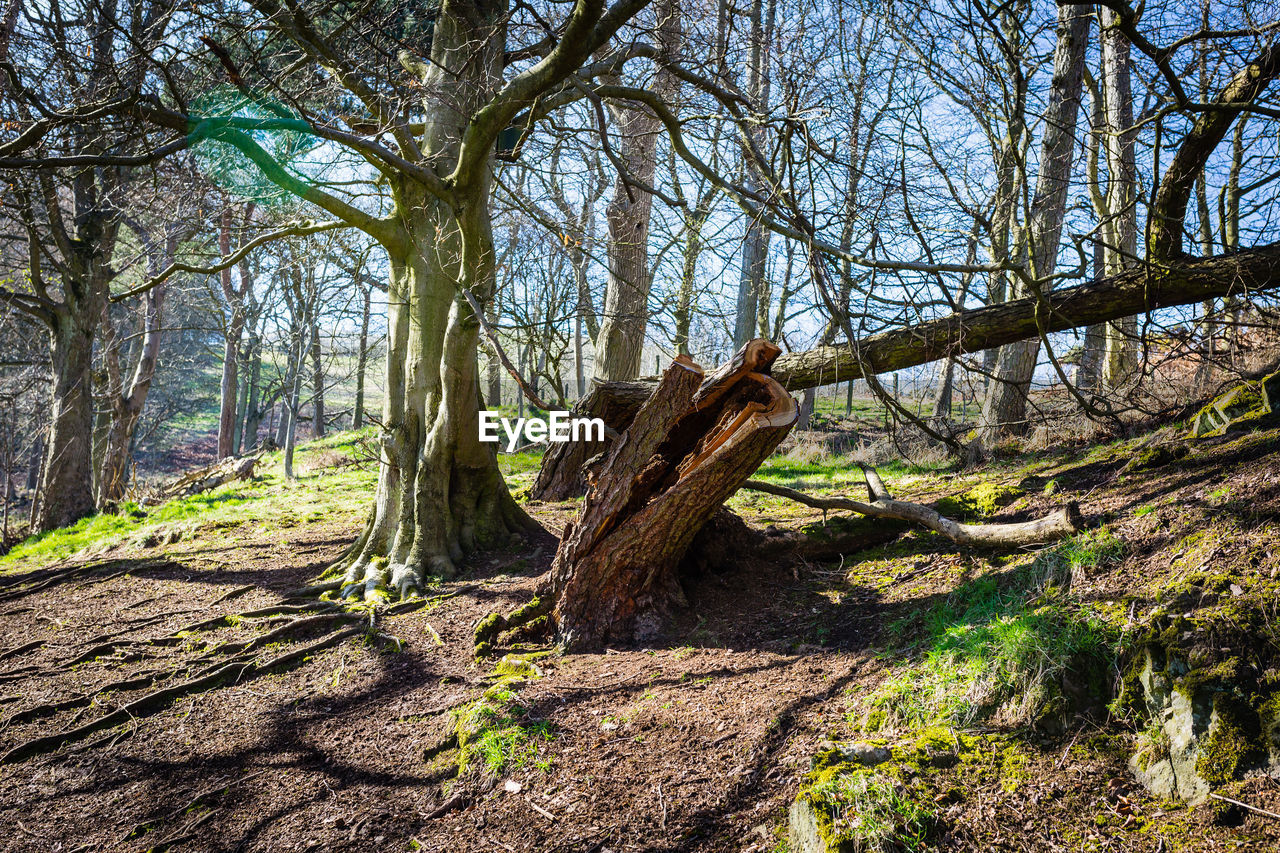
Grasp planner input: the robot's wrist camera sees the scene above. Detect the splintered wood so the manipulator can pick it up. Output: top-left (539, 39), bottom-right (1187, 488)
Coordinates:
top-left (548, 340), bottom-right (797, 651)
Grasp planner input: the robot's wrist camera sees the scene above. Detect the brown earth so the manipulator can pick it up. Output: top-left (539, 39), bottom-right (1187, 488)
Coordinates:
top-left (1, 429), bottom-right (1280, 851)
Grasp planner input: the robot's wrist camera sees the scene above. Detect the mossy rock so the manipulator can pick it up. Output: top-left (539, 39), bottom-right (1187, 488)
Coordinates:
top-left (1188, 379), bottom-right (1280, 439)
top-left (1122, 607), bottom-right (1280, 803)
top-left (790, 729), bottom-right (1002, 852)
top-left (935, 482), bottom-right (1023, 520)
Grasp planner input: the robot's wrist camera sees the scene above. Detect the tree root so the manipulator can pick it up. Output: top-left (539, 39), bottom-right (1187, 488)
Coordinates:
top-left (0, 640), bottom-right (44, 663)
top-left (0, 562), bottom-right (116, 604)
top-left (123, 770), bottom-right (268, 842)
top-left (0, 625), bottom-right (363, 764)
top-left (741, 466), bottom-right (1082, 548)
top-left (210, 584), bottom-right (257, 605)
top-left (283, 579), bottom-right (344, 600)
top-left (473, 591), bottom-right (552, 657)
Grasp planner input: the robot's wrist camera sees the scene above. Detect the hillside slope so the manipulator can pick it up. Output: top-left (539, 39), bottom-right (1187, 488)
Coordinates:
top-left (0, 423), bottom-right (1277, 851)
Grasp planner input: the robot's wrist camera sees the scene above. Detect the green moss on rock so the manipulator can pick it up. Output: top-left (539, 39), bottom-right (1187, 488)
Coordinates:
top-left (1196, 694), bottom-right (1265, 786)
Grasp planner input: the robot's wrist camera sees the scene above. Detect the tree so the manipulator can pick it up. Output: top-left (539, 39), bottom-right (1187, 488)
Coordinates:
top-left (159, 0), bottom-right (651, 598)
top-left (592, 0), bottom-right (682, 381)
top-left (0, 0), bottom-right (180, 531)
top-left (976, 2), bottom-right (1091, 444)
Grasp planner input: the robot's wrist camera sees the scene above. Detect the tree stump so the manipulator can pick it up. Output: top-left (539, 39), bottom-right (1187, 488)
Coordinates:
top-left (548, 341), bottom-right (797, 650)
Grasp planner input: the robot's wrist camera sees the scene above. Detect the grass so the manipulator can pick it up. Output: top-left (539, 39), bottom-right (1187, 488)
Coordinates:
top-left (808, 769), bottom-right (935, 852)
top-left (454, 685), bottom-right (556, 775)
top-left (868, 530), bottom-right (1123, 730)
top-left (1, 428), bottom-right (380, 572)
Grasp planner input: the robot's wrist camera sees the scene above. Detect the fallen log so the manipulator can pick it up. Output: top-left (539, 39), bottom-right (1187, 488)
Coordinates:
top-left (159, 452), bottom-right (263, 499)
top-left (532, 244), bottom-right (1280, 499)
top-left (741, 470), bottom-right (1082, 548)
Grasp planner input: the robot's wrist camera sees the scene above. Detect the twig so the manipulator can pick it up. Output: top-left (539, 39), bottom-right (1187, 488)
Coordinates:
top-left (527, 798), bottom-right (558, 822)
top-left (1209, 792), bottom-right (1280, 821)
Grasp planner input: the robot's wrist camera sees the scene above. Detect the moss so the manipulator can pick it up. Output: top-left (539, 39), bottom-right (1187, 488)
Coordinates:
top-left (1122, 444), bottom-right (1189, 474)
top-left (1196, 694), bottom-right (1265, 786)
top-left (493, 652), bottom-right (547, 679)
top-left (935, 483), bottom-right (1023, 520)
top-left (998, 745), bottom-right (1030, 793)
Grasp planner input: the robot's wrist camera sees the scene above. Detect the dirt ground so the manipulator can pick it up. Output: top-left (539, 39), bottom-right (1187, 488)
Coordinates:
top-left (2, 430), bottom-right (1280, 852)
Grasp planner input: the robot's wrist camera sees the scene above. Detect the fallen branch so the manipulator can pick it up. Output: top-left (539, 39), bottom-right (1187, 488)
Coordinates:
top-left (741, 468), bottom-right (1081, 547)
top-left (1209, 792), bottom-right (1280, 822)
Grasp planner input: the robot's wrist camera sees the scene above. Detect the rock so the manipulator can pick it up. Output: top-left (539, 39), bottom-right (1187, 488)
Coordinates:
top-left (788, 798), bottom-right (828, 853)
top-left (1126, 645), bottom-right (1269, 804)
top-left (493, 654), bottom-right (543, 679)
top-left (1188, 374), bottom-right (1280, 439)
top-left (832, 742), bottom-right (893, 767)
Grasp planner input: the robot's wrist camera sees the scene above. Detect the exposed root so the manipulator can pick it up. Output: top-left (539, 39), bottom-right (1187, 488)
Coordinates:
top-left (0, 625), bottom-right (363, 764)
top-left (123, 770), bottom-right (268, 843)
top-left (0, 562), bottom-right (116, 604)
top-left (0, 640), bottom-right (44, 663)
top-left (210, 584), bottom-right (257, 606)
top-left (283, 579), bottom-right (344, 600)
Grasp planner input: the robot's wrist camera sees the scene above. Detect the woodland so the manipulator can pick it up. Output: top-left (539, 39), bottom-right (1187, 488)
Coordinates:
top-left (1, 0), bottom-right (1280, 850)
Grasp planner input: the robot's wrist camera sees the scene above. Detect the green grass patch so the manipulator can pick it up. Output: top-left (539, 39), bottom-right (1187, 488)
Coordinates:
top-left (1, 429), bottom-right (383, 572)
top-left (869, 531), bottom-right (1123, 730)
top-left (454, 684), bottom-right (556, 774)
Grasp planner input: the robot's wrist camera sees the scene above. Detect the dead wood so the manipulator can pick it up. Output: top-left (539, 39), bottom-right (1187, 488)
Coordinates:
top-left (741, 469), bottom-right (1082, 547)
top-left (545, 342), bottom-right (799, 650)
top-left (159, 452), bottom-right (263, 499)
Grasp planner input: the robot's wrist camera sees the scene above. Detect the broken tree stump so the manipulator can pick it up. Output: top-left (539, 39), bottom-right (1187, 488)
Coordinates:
top-left (547, 341), bottom-right (798, 650)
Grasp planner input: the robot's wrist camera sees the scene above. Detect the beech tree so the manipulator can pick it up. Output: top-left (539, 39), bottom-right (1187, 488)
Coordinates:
top-left (159, 0), bottom-right (652, 598)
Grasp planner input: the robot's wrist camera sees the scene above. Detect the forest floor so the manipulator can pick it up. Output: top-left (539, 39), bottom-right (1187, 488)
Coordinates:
top-left (0, 419), bottom-right (1279, 852)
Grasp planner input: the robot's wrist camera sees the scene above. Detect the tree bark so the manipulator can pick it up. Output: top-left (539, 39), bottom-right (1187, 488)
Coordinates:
top-left (978, 4), bottom-right (1090, 442)
top-left (241, 334), bottom-right (263, 450)
top-left (33, 302), bottom-right (101, 531)
top-left (98, 273), bottom-right (166, 504)
top-left (732, 0), bottom-right (776, 349)
top-left (354, 282), bottom-right (371, 428)
top-left (216, 207), bottom-right (250, 460)
top-left (336, 0), bottom-right (534, 599)
top-left (547, 340), bottom-right (797, 650)
top-left (309, 273), bottom-right (325, 439)
top-left (1099, 6), bottom-right (1139, 387)
top-left (592, 0), bottom-right (680, 381)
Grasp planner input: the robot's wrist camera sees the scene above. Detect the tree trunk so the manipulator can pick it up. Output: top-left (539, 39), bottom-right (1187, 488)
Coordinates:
top-left (33, 305), bottom-right (100, 532)
top-left (732, 0), bottom-right (776, 349)
top-left (548, 341), bottom-right (796, 650)
top-left (309, 291), bottom-right (325, 439)
top-left (592, 0), bottom-right (680, 381)
top-left (978, 4), bottom-right (1090, 443)
top-left (241, 335), bottom-right (263, 450)
top-left (217, 209), bottom-right (246, 461)
top-left (1099, 6), bottom-right (1138, 387)
top-left (354, 283), bottom-right (371, 427)
top-left (930, 358), bottom-right (955, 421)
top-left (336, 2), bottom-right (533, 599)
top-left (99, 278), bottom-right (166, 504)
